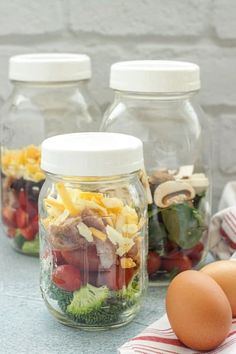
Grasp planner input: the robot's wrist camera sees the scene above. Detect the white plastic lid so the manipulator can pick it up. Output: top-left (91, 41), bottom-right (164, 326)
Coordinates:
top-left (110, 60), bottom-right (200, 93)
top-left (41, 132), bottom-right (144, 177)
top-left (9, 53), bottom-right (91, 82)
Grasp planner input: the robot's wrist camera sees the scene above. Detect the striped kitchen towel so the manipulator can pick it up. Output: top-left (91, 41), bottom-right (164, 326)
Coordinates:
top-left (209, 181), bottom-right (236, 260)
top-left (118, 315), bottom-right (236, 354)
top-left (209, 206), bottom-right (236, 260)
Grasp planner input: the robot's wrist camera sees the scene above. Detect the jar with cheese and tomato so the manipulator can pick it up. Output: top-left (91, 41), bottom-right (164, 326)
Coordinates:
top-left (39, 132), bottom-right (147, 329)
top-left (1, 54), bottom-right (101, 255)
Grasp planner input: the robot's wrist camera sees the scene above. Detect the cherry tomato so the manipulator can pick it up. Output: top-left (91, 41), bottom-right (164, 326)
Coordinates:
top-left (97, 265), bottom-right (135, 290)
top-left (18, 190), bottom-right (27, 209)
top-left (20, 217), bottom-right (38, 241)
top-left (20, 226), bottom-right (35, 241)
top-left (165, 240), bottom-right (179, 255)
top-left (147, 251), bottom-right (161, 275)
top-left (160, 254), bottom-right (192, 273)
top-left (7, 227), bottom-right (17, 238)
top-left (183, 242), bottom-right (204, 266)
top-left (16, 208), bottom-right (29, 229)
top-left (52, 265), bottom-right (81, 291)
top-left (2, 207), bottom-right (17, 228)
top-left (26, 200), bottom-right (38, 219)
top-left (61, 245), bottom-right (100, 272)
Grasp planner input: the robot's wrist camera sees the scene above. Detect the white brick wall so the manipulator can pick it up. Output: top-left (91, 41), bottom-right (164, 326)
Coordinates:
top-left (0, 0), bottom-right (235, 211)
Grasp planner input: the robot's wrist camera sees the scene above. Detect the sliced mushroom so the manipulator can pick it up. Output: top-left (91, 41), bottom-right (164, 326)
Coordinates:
top-left (188, 173), bottom-right (209, 194)
top-left (174, 165), bottom-right (194, 180)
top-left (154, 181), bottom-right (196, 208)
top-left (149, 170), bottom-right (174, 186)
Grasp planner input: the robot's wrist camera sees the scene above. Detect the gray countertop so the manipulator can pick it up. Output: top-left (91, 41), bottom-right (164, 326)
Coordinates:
top-left (0, 232), bottom-right (166, 354)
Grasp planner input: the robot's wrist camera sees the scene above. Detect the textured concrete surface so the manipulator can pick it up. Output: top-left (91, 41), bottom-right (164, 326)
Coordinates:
top-left (0, 0), bottom-right (235, 211)
top-left (0, 232), bottom-right (166, 354)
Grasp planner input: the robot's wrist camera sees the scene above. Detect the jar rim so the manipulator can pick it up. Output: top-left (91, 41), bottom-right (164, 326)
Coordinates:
top-left (113, 89), bottom-right (198, 100)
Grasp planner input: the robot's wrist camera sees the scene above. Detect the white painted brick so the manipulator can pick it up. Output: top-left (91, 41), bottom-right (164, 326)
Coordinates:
top-left (219, 115), bottom-right (236, 174)
top-left (134, 44), bottom-right (236, 106)
top-left (0, 0), bottom-right (65, 35)
top-left (35, 42), bottom-right (236, 108)
top-left (29, 39), bottom-right (126, 109)
top-left (0, 0), bottom-right (234, 210)
top-left (69, 0), bottom-right (210, 37)
top-left (213, 0), bottom-right (236, 39)
top-left (190, 51), bottom-right (236, 107)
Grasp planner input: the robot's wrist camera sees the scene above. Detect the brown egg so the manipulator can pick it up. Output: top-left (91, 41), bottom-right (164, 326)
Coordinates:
top-left (166, 270), bottom-right (232, 351)
top-left (201, 260), bottom-right (236, 317)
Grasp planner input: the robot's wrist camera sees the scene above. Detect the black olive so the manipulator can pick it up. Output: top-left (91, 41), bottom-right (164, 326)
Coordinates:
top-left (25, 179), bottom-right (44, 202)
top-left (10, 177), bottom-right (26, 191)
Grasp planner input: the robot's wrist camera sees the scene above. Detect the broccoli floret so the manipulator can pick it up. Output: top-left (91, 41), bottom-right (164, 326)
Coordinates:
top-left (66, 292), bottom-right (136, 325)
top-left (67, 284), bottom-right (109, 316)
top-left (66, 280), bottom-right (140, 326)
top-left (48, 282), bottom-right (73, 313)
top-left (22, 235), bottom-right (39, 254)
top-left (117, 277), bottom-right (140, 303)
top-left (13, 234), bottom-right (25, 249)
top-left (47, 277), bottom-right (141, 326)
top-left (67, 299), bottom-right (126, 325)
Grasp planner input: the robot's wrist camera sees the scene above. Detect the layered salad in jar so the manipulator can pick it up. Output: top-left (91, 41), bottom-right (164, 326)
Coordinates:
top-left (145, 165), bottom-right (210, 281)
top-left (1, 145), bottom-right (44, 255)
top-left (40, 182), bottom-right (146, 329)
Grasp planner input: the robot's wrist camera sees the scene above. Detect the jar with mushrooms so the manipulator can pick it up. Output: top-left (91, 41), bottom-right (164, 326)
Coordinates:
top-left (101, 60), bottom-right (211, 282)
top-left (147, 166), bottom-right (210, 281)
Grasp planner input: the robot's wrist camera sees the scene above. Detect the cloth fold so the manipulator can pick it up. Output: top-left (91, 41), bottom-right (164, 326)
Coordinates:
top-left (119, 182), bottom-right (236, 353)
top-left (119, 315), bottom-right (236, 354)
top-left (209, 182), bottom-right (236, 260)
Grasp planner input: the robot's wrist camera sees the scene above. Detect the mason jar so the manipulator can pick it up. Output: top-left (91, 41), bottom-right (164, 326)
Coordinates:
top-left (101, 60), bottom-right (211, 283)
top-left (39, 132), bottom-right (147, 330)
top-left (0, 53), bottom-right (101, 256)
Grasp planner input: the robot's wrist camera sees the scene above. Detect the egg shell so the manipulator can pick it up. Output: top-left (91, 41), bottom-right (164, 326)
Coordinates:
top-left (166, 270), bottom-right (232, 351)
top-left (201, 260), bottom-right (236, 317)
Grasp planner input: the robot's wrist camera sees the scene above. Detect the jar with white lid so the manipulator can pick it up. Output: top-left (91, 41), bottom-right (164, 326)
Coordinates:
top-left (0, 53), bottom-right (101, 256)
top-left (101, 60), bottom-right (211, 283)
top-left (39, 132), bottom-right (147, 330)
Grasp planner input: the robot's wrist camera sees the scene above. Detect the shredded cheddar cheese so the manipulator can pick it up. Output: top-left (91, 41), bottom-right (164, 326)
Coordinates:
top-left (89, 227), bottom-right (107, 241)
top-left (56, 182), bottom-right (79, 216)
top-left (44, 198), bottom-right (65, 212)
top-left (120, 257), bottom-right (136, 269)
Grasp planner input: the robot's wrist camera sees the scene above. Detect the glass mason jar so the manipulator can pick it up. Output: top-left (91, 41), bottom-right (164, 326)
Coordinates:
top-left (101, 61), bottom-right (211, 283)
top-left (0, 54), bottom-right (101, 256)
top-left (39, 132), bottom-right (147, 330)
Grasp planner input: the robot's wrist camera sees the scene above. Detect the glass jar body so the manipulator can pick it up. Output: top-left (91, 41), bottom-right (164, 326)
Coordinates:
top-left (39, 172), bottom-right (147, 330)
top-left (101, 91), bottom-right (211, 283)
top-left (1, 81), bottom-right (101, 255)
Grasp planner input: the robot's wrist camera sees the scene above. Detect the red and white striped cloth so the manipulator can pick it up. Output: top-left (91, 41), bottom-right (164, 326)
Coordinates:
top-left (119, 315), bottom-right (236, 354)
top-left (209, 206), bottom-right (236, 260)
top-left (209, 182), bottom-right (236, 260)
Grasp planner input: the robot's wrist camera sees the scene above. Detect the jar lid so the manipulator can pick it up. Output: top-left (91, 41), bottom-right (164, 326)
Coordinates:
top-left (110, 60), bottom-right (200, 93)
top-left (41, 132), bottom-right (144, 177)
top-left (9, 53), bottom-right (91, 82)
